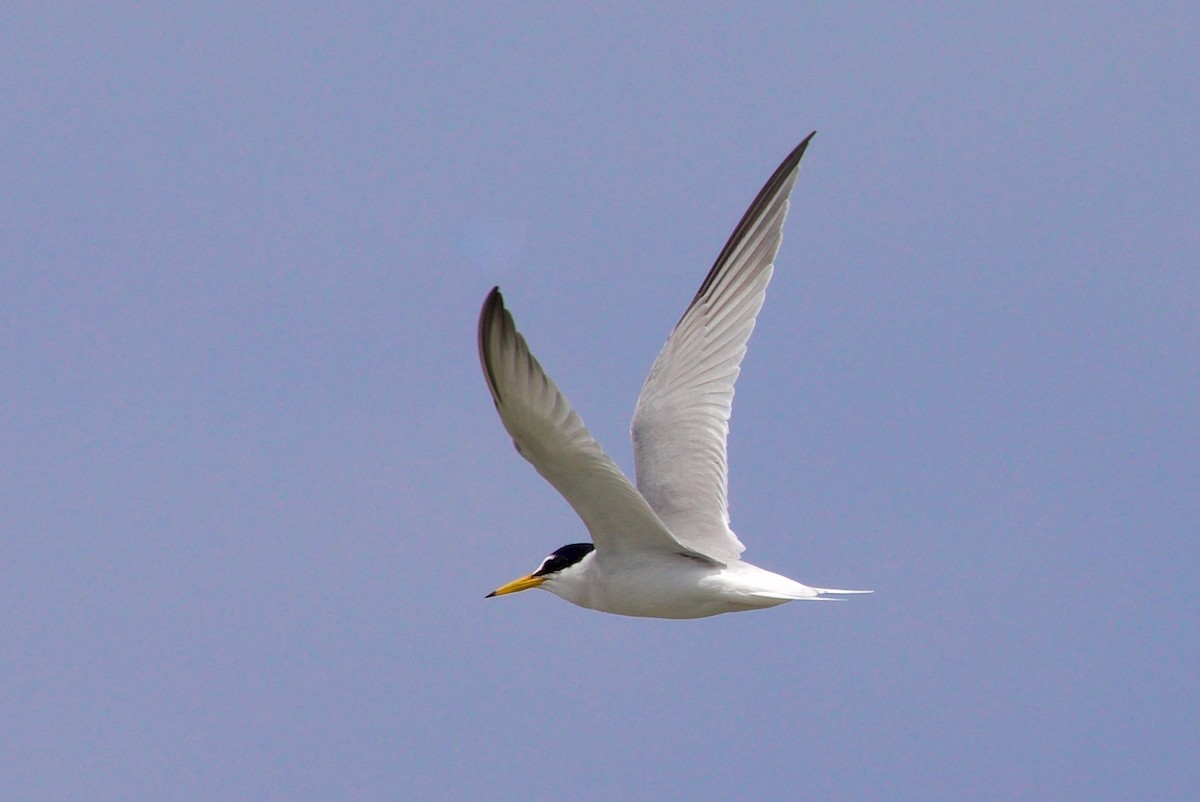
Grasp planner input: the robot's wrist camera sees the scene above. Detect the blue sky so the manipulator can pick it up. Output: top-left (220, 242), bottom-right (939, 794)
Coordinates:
top-left (3, 3), bottom-right (1197, 799)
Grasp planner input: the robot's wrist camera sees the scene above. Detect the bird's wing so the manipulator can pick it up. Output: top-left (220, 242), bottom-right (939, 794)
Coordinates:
top-left (478, 288), bottom-right (716, 563)
top-left (631, 134), bottom-right (814, 563)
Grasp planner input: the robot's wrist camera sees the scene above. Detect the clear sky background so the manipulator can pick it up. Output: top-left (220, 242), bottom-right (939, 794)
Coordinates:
top-left (3, 4), bottom-right (1198, 800)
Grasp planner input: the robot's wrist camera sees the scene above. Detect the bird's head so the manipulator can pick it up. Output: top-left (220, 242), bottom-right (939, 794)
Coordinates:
top-left (487, 543), bottom-right (595, 598)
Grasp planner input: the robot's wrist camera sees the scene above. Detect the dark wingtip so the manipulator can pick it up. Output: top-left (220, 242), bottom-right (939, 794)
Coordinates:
top-left (683, 133), bottom-right (817, 319)
top-left (480, 286), bottom-right (503, 321)
top-left (477, 286), bottom-right (508, 405)
top-left (773, 131), bottom-right (817, 182)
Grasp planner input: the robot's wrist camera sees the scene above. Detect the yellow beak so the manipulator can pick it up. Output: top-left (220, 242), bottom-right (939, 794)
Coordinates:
top-left (486, 573), bottom-right (546, 597)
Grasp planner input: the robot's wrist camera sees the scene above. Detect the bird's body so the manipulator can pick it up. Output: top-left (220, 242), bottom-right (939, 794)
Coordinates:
top-left (480, 132), bottom-right (870, 619)
top-left (535, 548), bottom-right (828, 619)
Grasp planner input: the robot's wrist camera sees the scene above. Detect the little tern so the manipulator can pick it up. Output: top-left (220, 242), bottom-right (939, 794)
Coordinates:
top-left (479, 132), bottom-right (870, 618)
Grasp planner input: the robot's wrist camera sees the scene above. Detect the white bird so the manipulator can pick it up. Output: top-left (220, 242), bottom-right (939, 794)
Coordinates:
top-left (480, 132), bottom-right (870, 618)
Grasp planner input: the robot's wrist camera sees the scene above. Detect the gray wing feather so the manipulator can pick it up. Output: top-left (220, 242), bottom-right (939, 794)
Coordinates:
top-left (479, 288), bottom-right (715, 563)
top-left (631, 134), bottom-right (814, 562)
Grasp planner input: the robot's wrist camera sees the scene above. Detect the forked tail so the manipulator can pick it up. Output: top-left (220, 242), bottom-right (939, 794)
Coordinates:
top-left (811, 587), bottom-right (873, 600)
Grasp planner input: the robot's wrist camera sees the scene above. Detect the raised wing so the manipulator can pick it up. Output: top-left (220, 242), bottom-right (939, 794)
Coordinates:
top-left (631, 134), bottom-right (814, 563)
top-left (478, 288), bottom-right (715, 563)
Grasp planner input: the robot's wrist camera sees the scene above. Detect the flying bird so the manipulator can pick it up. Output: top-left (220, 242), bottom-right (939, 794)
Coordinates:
top-left (478, 133), bottom-right (869, 618)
